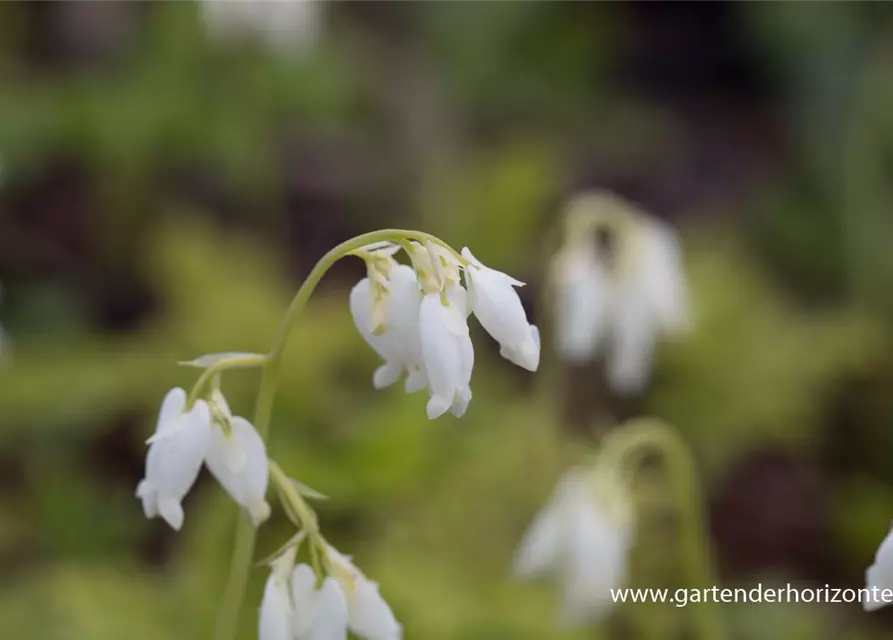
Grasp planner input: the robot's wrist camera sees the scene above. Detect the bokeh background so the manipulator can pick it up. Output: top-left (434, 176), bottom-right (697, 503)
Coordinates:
top-left (3, 1), bottom-right (893, 638)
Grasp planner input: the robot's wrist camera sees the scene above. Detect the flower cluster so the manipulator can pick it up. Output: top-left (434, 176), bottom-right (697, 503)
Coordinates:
top-left (136, 386), bottom-right (270, 531)
top-left (260, 543), bottom-right (400, 640)
top-left (350, 241), bottom-right (540, 420)
top-left (135, 231), bottom-right (538, 640)
top-left (549, 192), bottom-right (690, 395)
top-left (513, 464), bottom-right (634, 625)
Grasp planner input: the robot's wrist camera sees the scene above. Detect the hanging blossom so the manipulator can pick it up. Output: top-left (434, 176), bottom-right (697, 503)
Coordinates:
top-left (350, 240), bottom-right (540, 420)
top-left (864, 526), bottom-right (893, 611)
top-left (259, 541), bottom-right (401, 640)
top-left (136, 385), bottom-right (270, 531)
top-left (513, 464), bottom-right (635, 625)
top-left (549, 192), bottom-right (690, 396)
top-left (200, 0), bottom-right (321, 55)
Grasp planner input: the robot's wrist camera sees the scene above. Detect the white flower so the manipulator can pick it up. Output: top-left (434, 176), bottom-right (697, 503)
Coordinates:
top-left (136, 387), bottom-right (270, 530)
top-left (201, 0), bottom-right (320, 55)
top-left (325, 545), bottom-right (402, 640)
top-left (514, 467), bottom-right (634, 625)
top-left (260, 549), bottom-right (297, 640)
top-left (205, 390), bottom-right (271, 526)
top-left (136, 388), bottom-right (212, 531)
top-left (350, 264), bottom-right (427, 393)
top-left (461, 247), bottom-right (539, 372)
top-left (292, 564), bottom-right (350, 640)
top-left (549, 198), bottom-right (690, 396)
top-left (418, 284), bottom-right (474, 420)
top-left (864, 526), bottom-right (893, 611)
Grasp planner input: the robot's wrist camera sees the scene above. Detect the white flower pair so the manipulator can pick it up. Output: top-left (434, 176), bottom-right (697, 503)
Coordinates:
top-left (549, 194), bottom-right (690, 395)
top-left (513, 467), bottom-right (634, 625)
top-left (350, 241), bottom-right (540, 420)
top-left (136, 387), bottom-right (270, 531)
top-left (260, 544), bottom-right (401, 640)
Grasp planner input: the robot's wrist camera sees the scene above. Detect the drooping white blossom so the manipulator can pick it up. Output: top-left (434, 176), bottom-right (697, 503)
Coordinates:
top-left (136, 387), bottom-right (212, 531)
top-left (549, 193), bottom-right (690, 396)
top-left (418, 284), bottom-right (474, 420)
top-left (325, 545), bottom-right (402, 640)
top-left (205, 390), bottom-right (271, 526)
top-left (201, 0), bottom-right (321, 55)
top-left (349, 264), bottom-right (426, 393)
top-left (260, 548), bottom-right (297, 640)
top-left (136, 387), bottom-right (270, 530)
top-left (864, 526), bottom-right (893, 611)
top-left (514, 467), bottom-right (634, 625)
top-left (461, 247), bottom-right (539, 372)
top-left (291, 564), bottom-right (350, 640)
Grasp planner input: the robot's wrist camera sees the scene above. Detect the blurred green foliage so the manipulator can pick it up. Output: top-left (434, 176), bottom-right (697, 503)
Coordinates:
top-left (3, 2), bottom-right (893, 640)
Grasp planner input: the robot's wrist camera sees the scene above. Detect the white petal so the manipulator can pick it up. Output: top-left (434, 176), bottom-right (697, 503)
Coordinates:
top-left (637, 220), bottom-right (690, 335)
top-left (144, 401), bottom-right (212, 530)
top-left (260, 570), bottom-right (294, 640)
top-left (513, 500), bottom-right (564, 578)
top-left (350, 278), bottom-right (390, 361)
top-left (157, 498), bottom-right (186, 532)
top-left (373, 363), bottom-right (402, 390)
top-left (135, 479), bottom-right (158, 518)
top-left (449, 385), bottom-right (472, 418)
top-left (349, 578), bottom-right (402, 640)
top-left (499, 325), bottom-right (540, 372)
top-left (419, 293), bottom-right (464, 420)
top-left (607, 297), bottom-right (655, 396)
top-left (551, 247), bottom-right (608, 363)
top-left (560, 500), bottom-right (632, 625)
top-left (291, 564), bottom-right (318, 635)
top-left (156, 387), bottom-right (187, 435)
top-left (403, 366), bottom-right (428, 394)
top-left (205, 416), bottom-right (270, 525)
top-left (385, 265), bottom-right (425, 375)
top-left (865, 529), bottom-right (893, 611)
top-left (304, 579), bottom-right (349, 640)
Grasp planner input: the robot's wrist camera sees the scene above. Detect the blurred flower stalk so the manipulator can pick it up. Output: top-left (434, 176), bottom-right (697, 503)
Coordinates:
top-left (134, 229), bottom-right (540, 640)
top-left (514, 418), bottom-right (726, 639)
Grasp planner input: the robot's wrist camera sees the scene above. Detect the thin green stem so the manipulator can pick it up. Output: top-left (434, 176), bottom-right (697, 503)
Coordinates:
top-left (212, 229), bottom-right (457, 640)
top-left (601, 418), bottom-right (726, 640)
top-left (185, 354), bottom-right (267, 408)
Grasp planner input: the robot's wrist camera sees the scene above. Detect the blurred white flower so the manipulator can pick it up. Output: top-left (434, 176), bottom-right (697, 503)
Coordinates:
top-left (136, 387), bottom-right (212, 531)
top-left (136, 387), bottom-right (270, 530)
top-left (260, 548), bottom-right (298, 640)
top-left (201, 0), bottom-right (321, 55)
top-left (205, 390), bottom-right (271, 526)
top-left (325, 544), bottom-right (402, 640)
top-left (514, 466), bottom-right (634, 625)
top-left (291, 564), bottom-right (350, 640)
top-left (864, 526), bottom-right (893, 611)
top-left (549, 193), bottom-right (690, 396)
top-left (461, 247), bottom-right (539, 372)
top-left (419, 283), bottom-right (474, 420)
